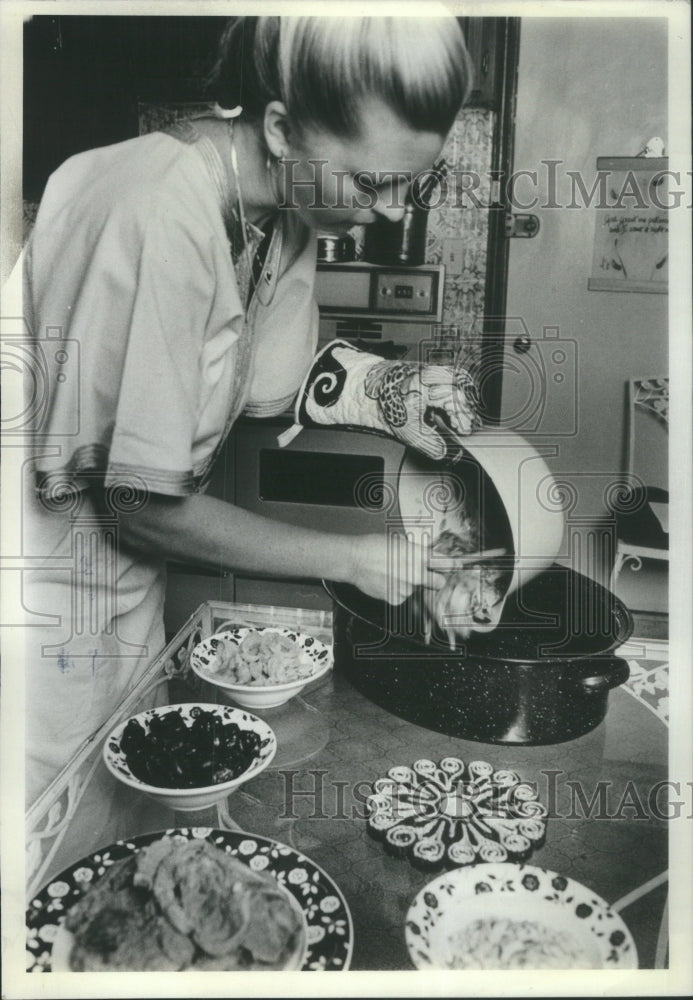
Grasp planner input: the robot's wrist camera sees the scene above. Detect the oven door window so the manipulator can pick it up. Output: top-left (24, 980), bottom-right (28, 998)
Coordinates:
top-left (259, 449), bottom-right (384, 509)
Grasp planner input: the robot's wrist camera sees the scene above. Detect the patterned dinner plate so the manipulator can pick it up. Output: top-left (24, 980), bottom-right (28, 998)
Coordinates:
top-left (405, 862), bottom-right (638, 970)
top-left (26, 828), bottom-right (353, 972)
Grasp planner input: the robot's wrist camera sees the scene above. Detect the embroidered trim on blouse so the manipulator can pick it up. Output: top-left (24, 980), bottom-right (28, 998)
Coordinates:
top-left (35, 445), bottom-right (202, 501)
top-left (163, 118), bottom-right (267, 267)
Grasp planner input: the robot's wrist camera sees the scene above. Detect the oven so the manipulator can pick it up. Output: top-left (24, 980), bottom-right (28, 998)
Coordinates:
top-left (165, 263), bottom-right (448, 630)
top-left (229, 262), bottom-right (448, 610)
top-left (315, 261), bottom-right (447, 362)
top-left (232, 420), bottom-right (407, 611)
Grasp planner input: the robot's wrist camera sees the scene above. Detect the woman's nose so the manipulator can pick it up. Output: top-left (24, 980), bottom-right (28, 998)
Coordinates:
top-left (372, 199), bottom-right (407, 224)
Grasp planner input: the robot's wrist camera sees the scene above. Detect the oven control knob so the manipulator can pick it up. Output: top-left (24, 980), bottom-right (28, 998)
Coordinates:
top-left (513, 335), bottom-right (532, 354)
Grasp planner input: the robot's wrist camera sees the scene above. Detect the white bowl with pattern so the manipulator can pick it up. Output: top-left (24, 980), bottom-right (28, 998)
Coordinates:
top-left (191, 627), bottom-right (333, 709)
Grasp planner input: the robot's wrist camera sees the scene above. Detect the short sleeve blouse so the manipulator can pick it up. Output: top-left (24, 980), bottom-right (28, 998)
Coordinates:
top-left (24, 128), bottom-right (318, 499)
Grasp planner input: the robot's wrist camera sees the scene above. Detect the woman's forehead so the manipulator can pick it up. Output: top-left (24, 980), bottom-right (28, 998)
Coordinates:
top-left (304, 99), bottom-right (445, 175)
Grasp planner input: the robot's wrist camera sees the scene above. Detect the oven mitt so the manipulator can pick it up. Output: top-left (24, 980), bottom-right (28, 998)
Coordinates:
top-left (277, 339), bottom-right (481, 461)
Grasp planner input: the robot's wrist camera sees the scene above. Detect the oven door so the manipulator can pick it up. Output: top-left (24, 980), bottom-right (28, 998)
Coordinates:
top-left (233, 421), bottom-right (406, 609)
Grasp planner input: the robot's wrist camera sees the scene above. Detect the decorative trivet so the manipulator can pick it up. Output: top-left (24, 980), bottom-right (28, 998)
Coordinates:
top-left (366, 758), bottom-right (547, 869)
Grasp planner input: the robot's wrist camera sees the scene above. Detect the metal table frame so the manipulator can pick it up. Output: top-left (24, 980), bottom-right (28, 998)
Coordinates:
top-left (25, 600), bottom-right (333, 901)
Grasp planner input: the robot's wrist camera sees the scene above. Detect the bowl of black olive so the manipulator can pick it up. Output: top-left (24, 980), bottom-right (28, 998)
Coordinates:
top-left (103, 703), bottom-right (277, 811)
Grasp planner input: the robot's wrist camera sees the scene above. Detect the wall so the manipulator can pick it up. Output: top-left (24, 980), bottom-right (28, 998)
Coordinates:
top-left (504, 17), bottom-right (668, 527)
top-left (426, 109), bottom-right (495, 368)
top-left (349, 107), bottom-right (495, 371)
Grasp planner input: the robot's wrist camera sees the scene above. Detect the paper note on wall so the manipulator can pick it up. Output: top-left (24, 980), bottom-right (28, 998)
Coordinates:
top-left (588, 157), bottom-right (668, 294)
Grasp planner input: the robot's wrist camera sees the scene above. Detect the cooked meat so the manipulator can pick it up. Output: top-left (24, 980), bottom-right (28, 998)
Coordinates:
top-left (63, 837), bottom-right (305, 971)
top-left (434, 521), bottom-right (479, 557)
top-left (137, 839), bottom-right (249, 956)
top-left (242, 887), bottom-right (304, 964)
top-left (65, 856), bottom-right (195, 971)
top-left (432, 529), bottom-right (507, 623)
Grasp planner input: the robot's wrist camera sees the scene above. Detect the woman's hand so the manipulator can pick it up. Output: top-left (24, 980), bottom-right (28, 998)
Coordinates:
top-left (113, 492), bottom-right (452, 614)
top-left (348, 535), bottom-right (481, 647)
top-left (348, 533), bottom-right (445, 606)
top-left (291, 341), bottom-right (481, 464)
top-left (422, 576), bottom-right (474, 647)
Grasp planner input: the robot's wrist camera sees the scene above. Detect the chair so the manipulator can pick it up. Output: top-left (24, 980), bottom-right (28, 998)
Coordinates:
top-left (610, 376), bottom-right (669, 594)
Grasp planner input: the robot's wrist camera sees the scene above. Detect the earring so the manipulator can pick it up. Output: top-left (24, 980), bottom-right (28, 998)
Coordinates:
top-left (266, 151), bottom-right (284, 205)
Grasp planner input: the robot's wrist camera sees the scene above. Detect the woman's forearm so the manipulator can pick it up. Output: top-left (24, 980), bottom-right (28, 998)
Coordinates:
top-left (116, 492), bottom-right (358, 584)
top-left (113, 491), bottom-right (442, 606)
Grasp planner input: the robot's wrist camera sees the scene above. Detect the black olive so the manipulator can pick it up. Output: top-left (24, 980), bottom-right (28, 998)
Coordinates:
top-left (127, 752), bottom-right (150, 783)
top-left (222, 730), bottom-right (239, 751)
top-left (148, 711), bottom-right (187, 743)
top-left (141, 750), bottom-right (169, 786)
top-left (119, 710), bottom-right (262, 790)
top-left (192, 754), bottom-right (216, 783)
top-left (220, 750), bottom-right (239, 771)
top-left (120, 719), bottom-right (147, 755)
top-left (123, 718), bottom-right (146, 740)
top-left (190, 714), bottom-right (216, 743)
top-left (169, 756), bottom-right (193, 785)
top-left (240, 730), bottom-right (261, 754)
top-left (214, 766), bottom-right (239, 784)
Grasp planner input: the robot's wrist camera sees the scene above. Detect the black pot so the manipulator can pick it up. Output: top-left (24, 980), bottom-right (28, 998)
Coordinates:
top-left (325, 565), bottom-right (632, 745)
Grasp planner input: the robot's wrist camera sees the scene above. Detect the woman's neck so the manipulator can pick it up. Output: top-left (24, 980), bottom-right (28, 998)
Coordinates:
top-left (196, 116), bottom-right (278, 227)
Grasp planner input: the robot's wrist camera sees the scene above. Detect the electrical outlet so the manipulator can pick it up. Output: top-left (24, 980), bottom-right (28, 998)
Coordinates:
top-left (442, 238), bottom-right (465, 275)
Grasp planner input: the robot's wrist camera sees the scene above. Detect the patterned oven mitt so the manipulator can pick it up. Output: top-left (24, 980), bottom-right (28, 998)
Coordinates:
top-left (278, 340), bottom-right (481, 461)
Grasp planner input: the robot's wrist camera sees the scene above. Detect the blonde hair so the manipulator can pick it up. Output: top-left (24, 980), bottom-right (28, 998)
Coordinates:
top-left (209, 16), bottom-right (472, 138)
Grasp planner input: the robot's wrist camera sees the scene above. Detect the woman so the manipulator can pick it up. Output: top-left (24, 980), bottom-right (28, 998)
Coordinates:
top-left (23, 16), bottom-right (476, 830)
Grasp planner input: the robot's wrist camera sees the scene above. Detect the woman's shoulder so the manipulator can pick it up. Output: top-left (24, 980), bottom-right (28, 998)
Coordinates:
top-left (49, 131), bottom-right (189, 185)
top-left (38, 131), bottom-right (225, 244)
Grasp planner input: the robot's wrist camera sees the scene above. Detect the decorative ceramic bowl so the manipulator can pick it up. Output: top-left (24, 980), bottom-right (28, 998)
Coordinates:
top-left (405, 863), bottom-right (638, 970)
top-left (103, 704), bottom-right (276, 811)
top-left (398, 428), bottom-right (566, 633)
top-left (191, 627), bottom-right (333, 710)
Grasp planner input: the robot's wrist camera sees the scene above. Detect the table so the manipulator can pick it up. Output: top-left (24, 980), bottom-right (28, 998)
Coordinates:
top-left (26, 601), bottom-right (669, 971)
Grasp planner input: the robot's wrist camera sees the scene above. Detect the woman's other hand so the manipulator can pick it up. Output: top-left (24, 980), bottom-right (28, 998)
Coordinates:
top-left (422, 576), bottom-right (474, 646)
top-left (348, 533), bottom-right (445, 606)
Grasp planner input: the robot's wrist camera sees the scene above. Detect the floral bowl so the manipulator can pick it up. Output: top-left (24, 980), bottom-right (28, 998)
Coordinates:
top-left (191, 627), bottom-right (333, 710)
top-left (103, 703), bottom-right (276, 811)
top-left (405, 862), bottom-right (638, 970)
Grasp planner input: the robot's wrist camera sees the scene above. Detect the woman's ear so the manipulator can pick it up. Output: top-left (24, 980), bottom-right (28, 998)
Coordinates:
top-left (263, 100), bottom-right (291, 159)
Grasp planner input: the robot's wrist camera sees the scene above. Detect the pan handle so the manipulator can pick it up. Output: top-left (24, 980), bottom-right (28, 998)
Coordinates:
top-left (580, 656), bottom-right (631, 693)
top-left (612, 599), bottom-right (635, 646)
